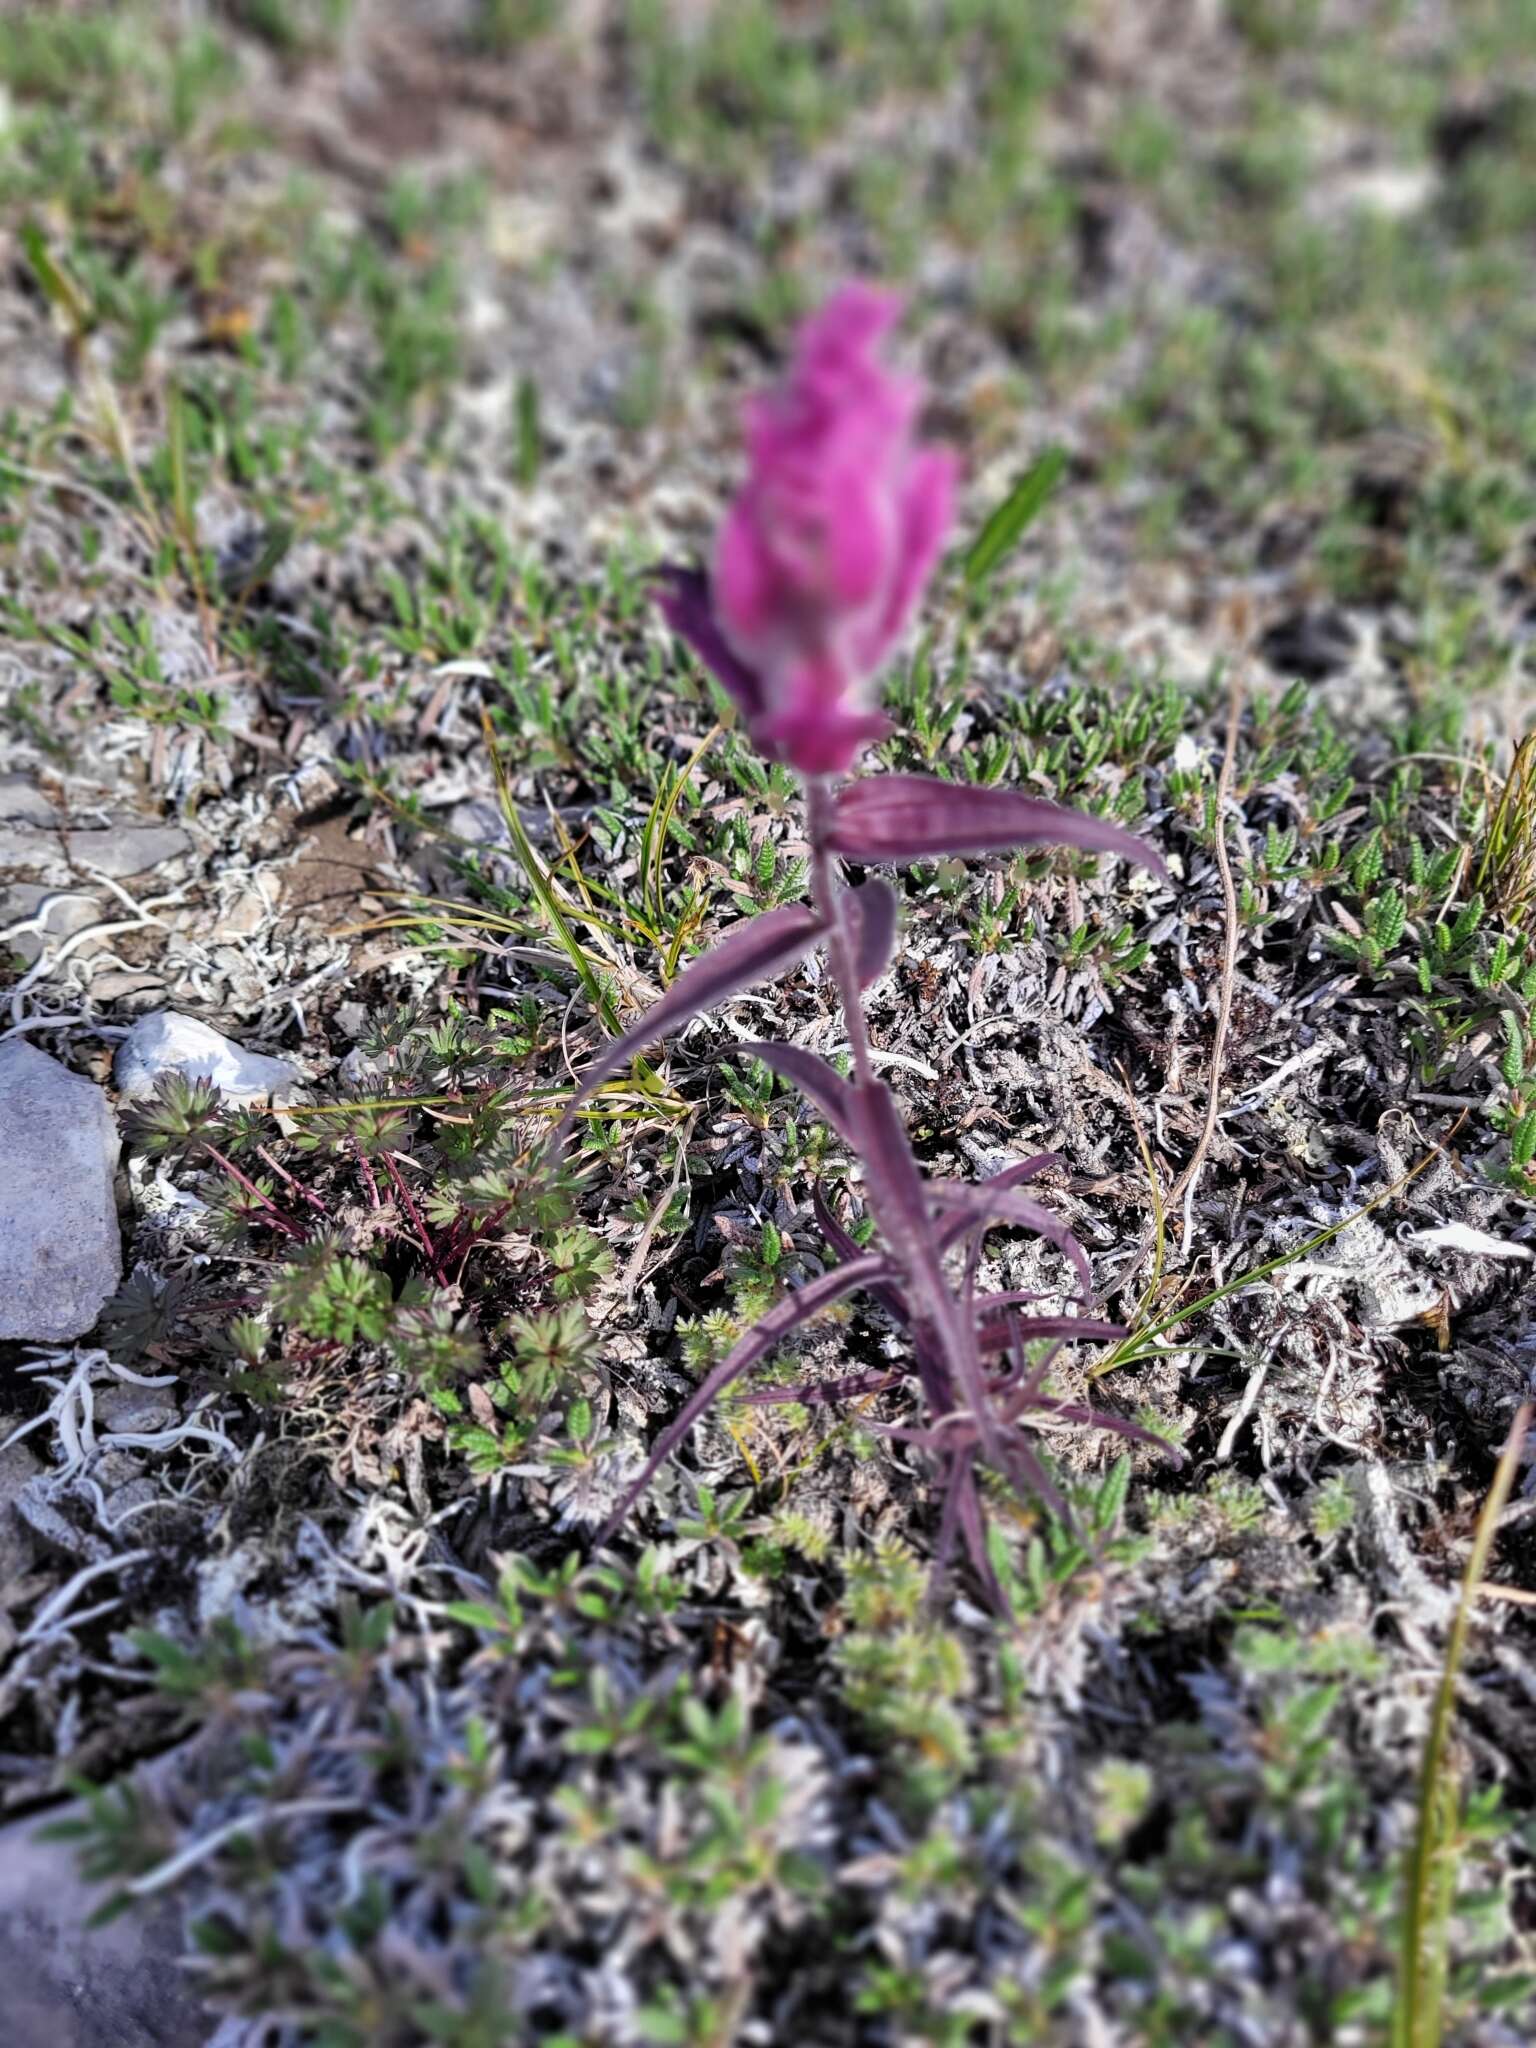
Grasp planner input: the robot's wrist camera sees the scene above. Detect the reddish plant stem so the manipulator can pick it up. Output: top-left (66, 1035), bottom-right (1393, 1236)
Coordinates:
top-left (383, 1150), bottom-right (447, 1285)
top-left (804, 776), bottom-right (878, 1092)
top-left (202, 1143), bottom-right (304, 1240)
top-left (803, 777), bottom-right (1003, 1472)
top-left (256, 1143), bottom-right (328, 1215)
top-left (440, 1199), bottom-right (516, 1279)
top-left (353, 1138), bottom-right (382, 1209)
top-left (287, 1338), bottom-right (341, 1367)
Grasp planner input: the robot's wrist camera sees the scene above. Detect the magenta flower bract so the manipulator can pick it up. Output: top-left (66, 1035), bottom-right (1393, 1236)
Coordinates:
top-left (656, 282), bottom-right (957, 777)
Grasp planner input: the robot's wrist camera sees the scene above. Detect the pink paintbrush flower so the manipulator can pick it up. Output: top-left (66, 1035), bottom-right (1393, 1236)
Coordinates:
top-left (656, 282), bottom-right (957, 776)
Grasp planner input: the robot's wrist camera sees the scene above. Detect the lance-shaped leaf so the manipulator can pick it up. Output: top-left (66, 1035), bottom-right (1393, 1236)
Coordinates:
top-left (597, 1251), bottom-right (893, 1542)
top-left (855, 1078), bottom-right (1007, 1470)
top-left (1006, 1396), bottom-right (1184, 1460)
top-left (842, 876), bottom-right (899, 987)
top-left (936, 1154), bottom-right (1059, 1253)
top-left (826, 773), bottom-right (1167, 878)
top-left (652, 565), bottom-right (766, 724)
top-left (813, 1182), bottom-right (912, 1330)
top-left (937, 1445), bottom-right (1012, 1614)
top-left (926, 1180), bottom-right (1093, 1300)
top-left (741, 1365), bottom-right (904, 1409)
top-left (976, 1313), bottom-right (1124, 1355)
top-left (814, 1181), bottom-right (868, 1268)
top-left (963, 445), bottom-right (1067, 590)
top-left (974, 1285), bottom-right (1053, 1313)
top-left (739, 1042), bottom-right (859, 1145)
top-left (553, 904), bottom-right (824, 1142)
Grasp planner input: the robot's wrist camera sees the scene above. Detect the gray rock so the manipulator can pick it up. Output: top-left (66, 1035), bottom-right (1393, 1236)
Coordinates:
top-left (0, 776), bottom-right (60, 825)
top-left (0, 822), bottom-right (66, 876)
top-left (0, 1419), bottom-right (42, 1584)
top-left (0, 1807), bottom-right (210, 2048)
top-left (114, 1010), bottom-right (297, 1104)
top-left (0, 1043), bottom-right (122, 1344)
top-left (95, 1382), bottom-right (179, 1435)
top-left (445, 796), bottom-right (514, 848)
top-left (0, 884), bottom-right (103, 968)
top-left (64, 825), bottom-right (191, 880)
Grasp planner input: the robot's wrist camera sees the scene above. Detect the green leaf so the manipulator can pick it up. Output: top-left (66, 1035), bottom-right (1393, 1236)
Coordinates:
top-left (963, 445), bottom-right (1067, 590)
top-left (20, 220), bottom-right (93, 336)
top-left (444, 1600), bottom-right (510, 1634)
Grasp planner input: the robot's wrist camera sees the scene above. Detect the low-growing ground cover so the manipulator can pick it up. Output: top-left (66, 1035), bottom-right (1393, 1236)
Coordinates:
top-left (3, 3), bottom-right (1536, 2042)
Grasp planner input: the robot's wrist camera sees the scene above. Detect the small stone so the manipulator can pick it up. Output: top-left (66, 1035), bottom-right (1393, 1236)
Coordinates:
top-left (1337, 164), bottom-right (1437, 219)
top-left (114, 1011), bottom-right (298, 1105)
top-left (103, 1474), bottom-right (160, 1524)
top-left (336, 1045), bottom-right (377, 1089)
top-left (0, 1043), bottom-right (122, 1344)
top-left (0, 776), bottom-right (60, 825)
top-left (272, 760), bottom-right (341, 819)
top-left (0, 1420), bottom-right (43, 1583)
top-left (0, 822), bottom-right (66, 875)
top-left (85, 971), bottom-right (167, 1005)
top-left (221, 886), bottom-right (271, 937)
top-left (0, 883), bottom-right (101, 967)
top-left (96, 1383), bottom-right (179, 1436)
top-left (65, 825), bottom-right (191, 881)
top-left (446, 796), bottom-right (514, 848)
top-left (0, 1807), bottom-right (210, 2048)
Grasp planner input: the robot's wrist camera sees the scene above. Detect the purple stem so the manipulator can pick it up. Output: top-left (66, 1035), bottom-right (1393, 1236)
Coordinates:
top-left (353, 1138), bottom-right (382, 1210)
top-left (202, 1143), bottom-right (304, 1241)
top-left (384, 1151), bottom-right (448, 1286)
top-left (257, 1143), bottom-right (328, 1215)
top-left (804, 776), bottom-right (1005, 1473)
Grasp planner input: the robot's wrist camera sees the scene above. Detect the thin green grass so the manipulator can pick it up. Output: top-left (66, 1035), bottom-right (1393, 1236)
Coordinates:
top-left (1392, 1400), bottom-right (1533, 2048)
top-left (1093, 1116), bottom-right (1464, 1379)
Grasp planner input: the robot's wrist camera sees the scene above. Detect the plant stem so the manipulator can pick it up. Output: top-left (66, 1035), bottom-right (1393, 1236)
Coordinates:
top-left (804, 776), bottom-right (877, 1090)
top-left (202, 1143), bottom-right (304, 1240)
top-left (383, 1151), bottom-right (447, 1286)
top-left (257, 1142), bottom-right (328, 1215)
top-left (804, 775), bottom-right (1007, 1484)
top-left (1394, 1399), bottom-right (1532, 2048)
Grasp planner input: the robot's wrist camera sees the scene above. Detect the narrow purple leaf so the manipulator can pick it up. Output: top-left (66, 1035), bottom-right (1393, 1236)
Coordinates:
top-left (855, 1080), bottom-right (1006, 1470)
top-left (927, 1181), bottom-right (1093, 1301)
top-left (984, 1152), bottom-right (1061, 1189)
top-left (813, 1182), bottom-right (869, 1270)
top-left (596, 1251), bottom-right (892, 1542)
top-left (827, 773), bottom-right (1167, 879)
top-left (976, 1314), bottom-right (1124, 1355)
top-left (814, 1183), bottom-right (913, 1330)
top-left (741, 1366), bottom-right (904, 1409)
top-left (554, 904), bottom-right (824, 1141)
top-left (936, 1156), bottom-right (1059, 1252)
top-left (739, 1042), bottom-right (859, 1145)
top-left (994, 1340), bottom-right (1068, 1393)
top-left (843, 877), bottom-right (899, 987)
top-left (1020, 1399), bottom-right (1185, 1461)
top-left (933, 1444), bottom-right (975, 1573)
top-left (652, 565), bottom-right (766, 723)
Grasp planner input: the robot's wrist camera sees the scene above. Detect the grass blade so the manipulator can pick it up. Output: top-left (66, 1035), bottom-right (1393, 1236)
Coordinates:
top-left (481, 711), bottom-right (619, 1032)
top-left (1393, 1400), bottom-right (1532, 2048)
top-left (1094, 1115), bottom-right (1467, 1378)
top-left (963, 445), bottom-right (1067, 591)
